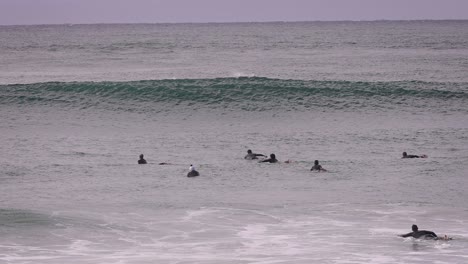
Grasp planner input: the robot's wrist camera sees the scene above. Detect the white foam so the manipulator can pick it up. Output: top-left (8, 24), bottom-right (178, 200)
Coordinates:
top-left (231, 72), bottom-right (256, 78)
top-left (181, 207), bottom-right (218, 222)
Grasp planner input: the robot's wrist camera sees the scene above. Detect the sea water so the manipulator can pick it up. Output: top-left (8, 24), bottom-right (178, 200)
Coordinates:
top-left (1, 21), bottom-right (468, 263)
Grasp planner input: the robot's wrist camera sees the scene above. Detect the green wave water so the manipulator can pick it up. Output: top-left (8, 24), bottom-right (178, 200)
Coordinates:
top-left (1, 77), bottom-right (467, 113)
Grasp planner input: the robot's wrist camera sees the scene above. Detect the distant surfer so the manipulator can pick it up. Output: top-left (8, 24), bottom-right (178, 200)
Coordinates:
top-left (187, 164), bottom-right (200, 177)
top-left (310, 160), bottom-right (327, 172)
top-left (245, 149), bottom-right (267, 160)
top-left (402, 152), bottom-right (427, 158)
top-left (260, 154), bottom-right (278, 163)
top-left (399, 224), bottom-right (451, 240)
top-left (138, 154), bottom-right (147, 164)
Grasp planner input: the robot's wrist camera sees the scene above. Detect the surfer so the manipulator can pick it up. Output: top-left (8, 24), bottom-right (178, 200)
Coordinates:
top-left (310, 160), bottom-right (327, 172)
top-left (187, 164), bottom-right (200, 177)
top-left (399, 224), bottom-right (450, 240)
top-left (260, 154), bottom-right (278, 163)
top-left (245, 149), bottom-right (267, 160)
top-left (138, 154), bottom-right (147, 164)
top-left (402, 152), bottom-right (427, 158)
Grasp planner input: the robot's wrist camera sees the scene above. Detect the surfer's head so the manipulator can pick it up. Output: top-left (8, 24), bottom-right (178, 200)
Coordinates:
top-left (247, 149), bottom-right (253, 154)
top-left (412, 224), bottom-right (418, 232)
top-left (314, 160), bottom-right (319, 165)
top-left (139, 154), bottom-right (144, 159)
top-left (402, 152), bottom-right (408, 157)
top-left (270, 154), bottom-right (276, 159)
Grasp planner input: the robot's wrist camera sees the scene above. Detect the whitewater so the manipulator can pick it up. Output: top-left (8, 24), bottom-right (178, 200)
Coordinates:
top-left (1, 21), bottom-right (468, 264)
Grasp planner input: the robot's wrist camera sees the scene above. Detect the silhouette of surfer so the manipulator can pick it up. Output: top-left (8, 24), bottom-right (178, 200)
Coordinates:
top-left (138, 154), bottom-right (147, 164)
top-left (310, 160), bottom-right (327, 172)
top-left (260, 154), bottom-right (278, 163)
top-left (187, 164), bottom-right (200, 177)
top-left (399, 224), bottom-right (451, 240)
top-left (402, 152), bottom-right (427, 158)
top-left (245, 149), bottom-right (267, 160)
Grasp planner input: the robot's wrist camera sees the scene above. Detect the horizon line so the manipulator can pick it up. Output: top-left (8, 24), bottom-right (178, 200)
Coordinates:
top-left (1, 18), bottom-right (467, 27)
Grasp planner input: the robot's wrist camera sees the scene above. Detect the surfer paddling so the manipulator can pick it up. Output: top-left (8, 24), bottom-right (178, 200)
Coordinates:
top-left (260, 154), bottom-right (279, 163)
top-left (244, 149), bottom-right (267, 160)
top-left (399, 224), bottom-right (451, 240)
top-left (402, 152), bottom-right (427, 158)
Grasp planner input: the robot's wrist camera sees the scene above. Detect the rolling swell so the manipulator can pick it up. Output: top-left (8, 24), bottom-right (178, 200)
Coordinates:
top-left (1, 77), bottom-right (467, 113)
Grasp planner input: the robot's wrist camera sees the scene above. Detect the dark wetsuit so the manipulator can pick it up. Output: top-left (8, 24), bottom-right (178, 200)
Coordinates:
top-left (245, 153), bottom-right (265, 160)
top-left (401, 230), bottom-right (438, 239)
top-left (403, 155), bottom-right (420, 158)
top-left (310, 164), bottom-right (324, 171)
top-left (261, 158), bottom-right (278, 163)
top-left (138, 158), bottom-right (147, 164)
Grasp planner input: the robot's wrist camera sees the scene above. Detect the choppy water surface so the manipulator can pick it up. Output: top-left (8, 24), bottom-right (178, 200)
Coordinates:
top-left (1, 21), bottom-right (467, 263)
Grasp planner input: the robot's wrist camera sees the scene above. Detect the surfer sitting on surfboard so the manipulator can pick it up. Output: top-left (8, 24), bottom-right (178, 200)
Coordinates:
top-left (310, 160), bottom-right (327, 172)
top-left (187, 164), bottom-right (200, 177)
top-left (138, 154), bottom-right (147, 164)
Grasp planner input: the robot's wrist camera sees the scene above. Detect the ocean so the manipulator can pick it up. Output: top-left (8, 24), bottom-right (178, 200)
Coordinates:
top-left (1, 21), bottom-right (467, 263)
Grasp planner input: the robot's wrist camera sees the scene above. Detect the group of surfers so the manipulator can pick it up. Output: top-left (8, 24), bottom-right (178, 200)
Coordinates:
top-left (243, 149), bottom-right (427, 171)
top-left (244, 150), bottom-right (447, 240)
top-left (244, 149), bottom-right (327, 171)
top-left (137, 150), bottom-right (450, 241)
top-left (137, 150), bottom-right (428, 173)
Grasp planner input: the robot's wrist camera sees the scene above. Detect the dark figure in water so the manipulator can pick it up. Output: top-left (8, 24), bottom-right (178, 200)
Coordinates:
top-left (138, 154), bottom-right (147, 164)
top-left (245, 149), bottom-right (267, 160)
top-left (310, 160), bottom-right (327, 172)
top-left (260, 154), bottom-right (278, 163)
top-left (402, 152), bottom-right (427, 158)
top-left (187, 165), bottom-right (200, 177)
top-left (400, 224), bottom-right (439, 239)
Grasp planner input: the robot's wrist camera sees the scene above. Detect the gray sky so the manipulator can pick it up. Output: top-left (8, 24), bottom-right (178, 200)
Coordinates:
top-left (0, 0), bottom-right (467, 25)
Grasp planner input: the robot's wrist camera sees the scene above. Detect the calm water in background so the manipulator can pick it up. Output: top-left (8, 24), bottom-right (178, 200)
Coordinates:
top-left (1, 21), bottom-right (468, 263)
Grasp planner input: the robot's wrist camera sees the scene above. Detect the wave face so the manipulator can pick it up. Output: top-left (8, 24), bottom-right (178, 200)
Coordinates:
top-left (1, 77), bottom-right (467, 113)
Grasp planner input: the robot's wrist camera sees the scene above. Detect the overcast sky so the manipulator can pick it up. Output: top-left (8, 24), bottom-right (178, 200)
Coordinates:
top-left (0, 0), bottom-right (467, 25)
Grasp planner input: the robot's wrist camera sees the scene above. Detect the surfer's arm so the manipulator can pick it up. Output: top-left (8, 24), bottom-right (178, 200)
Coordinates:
top-left (399, 232), bottom-right (413, 238)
